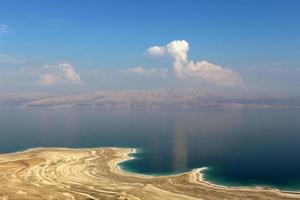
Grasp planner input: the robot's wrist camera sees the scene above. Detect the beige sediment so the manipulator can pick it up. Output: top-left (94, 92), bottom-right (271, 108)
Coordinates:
top-left (0, 147), bottom-right (299, 200)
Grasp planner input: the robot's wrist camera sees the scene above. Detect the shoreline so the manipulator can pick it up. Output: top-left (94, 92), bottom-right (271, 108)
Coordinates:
top-left (3, 146), bottom-right (300, 193)
top-left (109, 147), bottom-right (300, 195)
top-left (109, 147), bottom-right (300, 199)
top-left (0, 147), bottom-right (300, 199)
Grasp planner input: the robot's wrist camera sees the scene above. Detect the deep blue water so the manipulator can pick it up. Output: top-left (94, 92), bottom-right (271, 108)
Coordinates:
top-left (0, 109), bottom-right (300, 191)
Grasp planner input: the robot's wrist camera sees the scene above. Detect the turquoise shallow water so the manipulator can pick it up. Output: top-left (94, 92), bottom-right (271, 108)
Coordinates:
top-left (0, 109), bottom-right (300, 191)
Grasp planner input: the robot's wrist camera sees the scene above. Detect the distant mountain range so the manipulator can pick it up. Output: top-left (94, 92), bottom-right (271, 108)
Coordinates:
top-left (1, 89), bottom-right (299, 110)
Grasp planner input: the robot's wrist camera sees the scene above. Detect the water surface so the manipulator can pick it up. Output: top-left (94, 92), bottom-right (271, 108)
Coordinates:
top-left (0, 109), bottom-right (299, 190)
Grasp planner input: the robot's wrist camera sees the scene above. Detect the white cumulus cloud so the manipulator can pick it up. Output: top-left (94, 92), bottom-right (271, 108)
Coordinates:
top-left (38, 62), bottom-right (82, 86)
top-left (58, 63), bottom-right (81, 83)
top-left (147, 40), bottom-right (242, 86)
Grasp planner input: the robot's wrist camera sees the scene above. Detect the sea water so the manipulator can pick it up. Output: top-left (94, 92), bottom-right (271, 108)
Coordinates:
top-left (0, 109), bottom-right (300, 191)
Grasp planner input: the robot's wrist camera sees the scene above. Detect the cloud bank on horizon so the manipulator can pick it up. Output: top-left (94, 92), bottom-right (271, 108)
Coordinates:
top-left (147, 40), bottom-right (242, 87)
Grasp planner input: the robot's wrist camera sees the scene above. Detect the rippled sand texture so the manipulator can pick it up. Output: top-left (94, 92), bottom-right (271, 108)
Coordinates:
top-left (0, 148), bottom-right (299, 200)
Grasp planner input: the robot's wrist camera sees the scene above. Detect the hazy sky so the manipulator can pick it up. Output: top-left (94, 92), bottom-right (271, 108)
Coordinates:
top-left (0, 0), bottom-right (300, 95)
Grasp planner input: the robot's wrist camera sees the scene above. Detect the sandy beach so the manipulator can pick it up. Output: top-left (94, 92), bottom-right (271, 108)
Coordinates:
top-left (0, 147), bottom-right (299, 200)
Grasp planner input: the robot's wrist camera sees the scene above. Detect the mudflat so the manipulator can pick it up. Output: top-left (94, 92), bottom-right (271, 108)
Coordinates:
top-left (0, 147), bottom-right (299, 200)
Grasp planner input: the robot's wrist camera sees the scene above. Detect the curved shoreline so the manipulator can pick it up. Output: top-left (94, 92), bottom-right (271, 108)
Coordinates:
top-left (117, 147), bottom-right (300, 194)
top-left (0, 147), bottom-right (299, 199)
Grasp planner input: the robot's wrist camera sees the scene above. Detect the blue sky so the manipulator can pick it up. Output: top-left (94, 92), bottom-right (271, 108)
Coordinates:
top-left (0, 0), bottom-right (300, 94)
